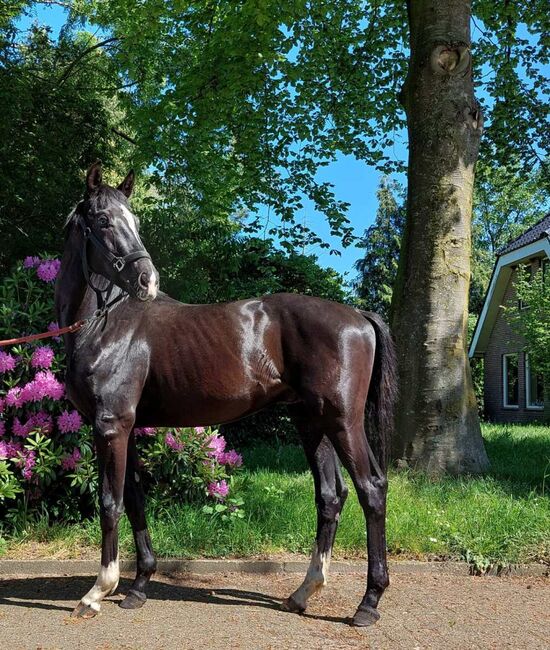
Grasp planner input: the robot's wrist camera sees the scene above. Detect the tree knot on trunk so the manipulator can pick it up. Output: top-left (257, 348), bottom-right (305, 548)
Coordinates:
top-left (430, 44), bottom-right (470, 76)
top-left (461, 102), bottom-right (484, 135)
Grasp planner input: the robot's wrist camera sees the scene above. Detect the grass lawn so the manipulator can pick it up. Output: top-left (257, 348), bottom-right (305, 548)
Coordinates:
top-left (1, 423), bottom-right (549, 571)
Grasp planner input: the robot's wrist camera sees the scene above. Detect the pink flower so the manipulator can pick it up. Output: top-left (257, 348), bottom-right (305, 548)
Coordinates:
top-left (36, 259), bottom-right (61, 282)
top-left (19, 381), bottom-right (40, 403)
top-left (61, 447), bottom-right (81, 470)
top-left (13, 449), bottom-right (37, 480)
top-left (207, 479), bottom-right (229, 500)
top-left (57, 410), bottom-right (83, 433)
top-left (194, 426), bottom-right (206, 434)
top-left (12, 418), bottom-right (27, 436)
top-left (5, 372), bottom-right (64, 408)
top-left (33, 370), bottom-right (64, 401)
top-left (31, 346), bottom-right (55, 369)
top-left (0, 440), bottom-right (23, 459)
top-left (23, 256), bottom-right (41, 269)
top-left (165, 432), bottom-right (184, 452)
top-left (47, 322), bottom-right (62, 342)
top-left (205, 434), bottom-right (226, 460)
top-left (0, 398), bottom-right (5, 414)
top-left (5, 387), bottom-right (23, 408)
top-left (0, 351), bottom-right (17, 373)
top-left (22, 451), bottom-right (37, 480)
top-left (219, 449), bottom-right (243, 468)
top-left (0, 421), bottom-right (5, 437)
top-left (134, 427), bottom-right (156, 437)
top-left (13, 411), bottom-right (53, 437)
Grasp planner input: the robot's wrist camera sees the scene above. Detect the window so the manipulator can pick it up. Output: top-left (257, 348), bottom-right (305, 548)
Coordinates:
top-left (502, 354), bottom-right (519, 408)
top-left (525, 354), bottom-right (545, 410)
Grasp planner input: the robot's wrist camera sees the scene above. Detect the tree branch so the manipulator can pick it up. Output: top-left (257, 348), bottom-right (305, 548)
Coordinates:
top-left (58, 37), bottom-right (121, 86)
top-left (34, 0), bottom-right (71, 8)
top-left (111, 128), bottom-right (137, 145)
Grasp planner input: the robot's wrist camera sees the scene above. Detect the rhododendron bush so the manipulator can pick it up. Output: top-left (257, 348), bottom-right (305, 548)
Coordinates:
top-left (0, 258), bottom-right (243, 528)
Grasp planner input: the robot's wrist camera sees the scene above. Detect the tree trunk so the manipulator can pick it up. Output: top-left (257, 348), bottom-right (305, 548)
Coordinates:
top-left (391, 0), bottom-right (489, 474)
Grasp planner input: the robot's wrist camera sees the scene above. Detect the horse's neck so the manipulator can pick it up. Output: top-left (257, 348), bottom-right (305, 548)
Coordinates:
top-left (55, 226), bottom-right (128, 340)
top-left (55, 228), bottom-right (95, 329)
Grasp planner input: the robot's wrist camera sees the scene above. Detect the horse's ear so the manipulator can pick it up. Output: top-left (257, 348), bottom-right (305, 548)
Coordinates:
top-left (117, 170), bottom-right (135, 198)
top-left (86, 161), bottom-right (102, 193)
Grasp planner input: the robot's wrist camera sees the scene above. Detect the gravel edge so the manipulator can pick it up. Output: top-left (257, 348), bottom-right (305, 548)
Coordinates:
top-left (0, 558), bottom-right (548, 578)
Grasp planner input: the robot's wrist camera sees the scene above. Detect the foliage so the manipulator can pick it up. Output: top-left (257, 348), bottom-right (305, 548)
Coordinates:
top-left (0, 23), bottom-right (131, 274)
top-left (0, 258), bottom-right (243, 531)
top-left (504, 264), bottom-right (550, 385)
top-left (57, 0), bottom-right (547, 252)
top-left (354, 177), bottom-right (405, 319)
top-left (467, 314), bottom-right (484, 414)
top-left (470, 161), bottom-right (549, 315)
top-left (140, 191), bottom-right (348, 304)
top-left (72, 0), bottom-right (408, 252)
top-left (471, 3), bottom-right (550, 181)
top-left (2, 424), bottom-right (549, 569)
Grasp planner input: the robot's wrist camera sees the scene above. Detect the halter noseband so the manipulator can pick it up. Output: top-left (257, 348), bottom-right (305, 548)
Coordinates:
top-left (79, 219), bottom-right (152, 312)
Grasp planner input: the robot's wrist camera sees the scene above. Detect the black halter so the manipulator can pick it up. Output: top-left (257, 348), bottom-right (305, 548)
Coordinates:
top-left (79, 221), bottom-right (152, 312)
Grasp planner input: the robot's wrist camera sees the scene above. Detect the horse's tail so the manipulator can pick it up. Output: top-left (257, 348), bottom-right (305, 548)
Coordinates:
top-left (360, 310), bottom-right (398, 474)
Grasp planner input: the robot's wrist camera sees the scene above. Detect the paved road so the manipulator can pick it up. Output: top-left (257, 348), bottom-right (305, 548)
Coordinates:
top-left (1, 570), bottom-right (549, 649)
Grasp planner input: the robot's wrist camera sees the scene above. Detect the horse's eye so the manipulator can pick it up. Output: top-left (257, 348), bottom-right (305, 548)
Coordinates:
top-left (98, 216), bottom-right (110, 228)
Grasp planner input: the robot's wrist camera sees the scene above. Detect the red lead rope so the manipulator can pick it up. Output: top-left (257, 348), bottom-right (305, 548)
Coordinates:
top-left (0, 320), bottom-right (86, 347)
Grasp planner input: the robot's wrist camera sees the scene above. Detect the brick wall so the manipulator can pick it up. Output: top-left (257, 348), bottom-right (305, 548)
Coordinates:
top-left (483, 257), bottom-right (549, 423)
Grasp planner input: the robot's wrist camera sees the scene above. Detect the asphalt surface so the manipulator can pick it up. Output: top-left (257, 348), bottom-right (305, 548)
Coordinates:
top-left (0, 570), bottom-right (549, 649)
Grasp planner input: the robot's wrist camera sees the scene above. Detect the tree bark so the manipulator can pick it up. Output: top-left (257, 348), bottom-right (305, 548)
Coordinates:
top-left (391, 0), bottom-right (489, 474)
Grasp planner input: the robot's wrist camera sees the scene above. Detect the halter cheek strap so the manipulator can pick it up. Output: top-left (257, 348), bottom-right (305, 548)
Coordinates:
top-left (80, 220), bottom-right (152, 312)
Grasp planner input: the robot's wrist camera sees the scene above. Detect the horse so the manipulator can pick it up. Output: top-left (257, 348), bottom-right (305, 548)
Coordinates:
top-left (54, 162), bottom-right (397, 627)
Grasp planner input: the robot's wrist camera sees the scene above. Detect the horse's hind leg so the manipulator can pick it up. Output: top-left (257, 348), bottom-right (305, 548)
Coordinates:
top-left (282, 431), bottom-right (348, 614)
top-left (119, 431), bottom-right (157, 610)
top-left (329, 424), bottom-right (389, 627)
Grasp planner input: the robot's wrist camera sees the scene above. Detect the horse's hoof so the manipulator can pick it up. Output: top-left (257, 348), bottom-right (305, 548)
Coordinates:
top-left (71, 601), bottom-right (99, 619)
top-left (352, 605), bottom-right (380, 627)
top-left (119, 589), bottom-right (147, 610)
top-left (281, 596), bottom-right (305, 614)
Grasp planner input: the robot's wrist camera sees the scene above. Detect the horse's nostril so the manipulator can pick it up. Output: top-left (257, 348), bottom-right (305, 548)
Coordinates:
top-left (138, 272), bottom-right (149, 289)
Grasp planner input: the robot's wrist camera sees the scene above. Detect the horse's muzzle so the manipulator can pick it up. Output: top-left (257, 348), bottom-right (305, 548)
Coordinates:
top-left (135, 267), bottom-right (159, 301)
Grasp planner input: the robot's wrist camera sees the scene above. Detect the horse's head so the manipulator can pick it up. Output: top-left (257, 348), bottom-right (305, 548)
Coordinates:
top-left (74, 162), bottom-right (159, 302)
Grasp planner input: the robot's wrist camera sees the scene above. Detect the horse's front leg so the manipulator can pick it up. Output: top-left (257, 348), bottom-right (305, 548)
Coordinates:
top-left (72, 412), bottom-right (133, 618)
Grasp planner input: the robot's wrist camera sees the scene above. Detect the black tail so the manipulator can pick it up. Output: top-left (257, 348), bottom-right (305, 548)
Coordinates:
top-left (360, 310), bottom-right (398, 473)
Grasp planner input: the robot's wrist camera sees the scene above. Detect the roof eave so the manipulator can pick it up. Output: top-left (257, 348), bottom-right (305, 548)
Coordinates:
top-left (469, 237), bottom-right (550, 358)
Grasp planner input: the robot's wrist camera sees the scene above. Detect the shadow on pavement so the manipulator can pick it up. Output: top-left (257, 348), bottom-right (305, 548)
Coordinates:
top-left (0, 575), bottom-right (350, 624)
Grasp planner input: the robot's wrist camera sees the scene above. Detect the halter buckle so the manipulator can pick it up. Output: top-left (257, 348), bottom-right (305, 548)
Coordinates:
top-left (112, 257), bottom-right (125, 272)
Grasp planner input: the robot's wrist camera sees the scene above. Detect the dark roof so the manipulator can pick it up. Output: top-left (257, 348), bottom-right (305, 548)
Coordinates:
top-left (498, 213), bottom-right (550, 255)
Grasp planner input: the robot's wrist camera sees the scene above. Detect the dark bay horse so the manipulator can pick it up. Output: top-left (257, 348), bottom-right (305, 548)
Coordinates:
top-left (55, 163), bottom-right (397, 627)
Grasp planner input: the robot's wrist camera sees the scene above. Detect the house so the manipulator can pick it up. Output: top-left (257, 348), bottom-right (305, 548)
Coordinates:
top-left (469, 215), bottom-right (550, 423)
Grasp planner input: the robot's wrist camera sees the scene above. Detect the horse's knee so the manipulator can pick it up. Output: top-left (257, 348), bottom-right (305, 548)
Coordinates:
top-left (95, 409), bottom-right (135, 440)
top-left (101, 492), bottom-right (125, 531)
